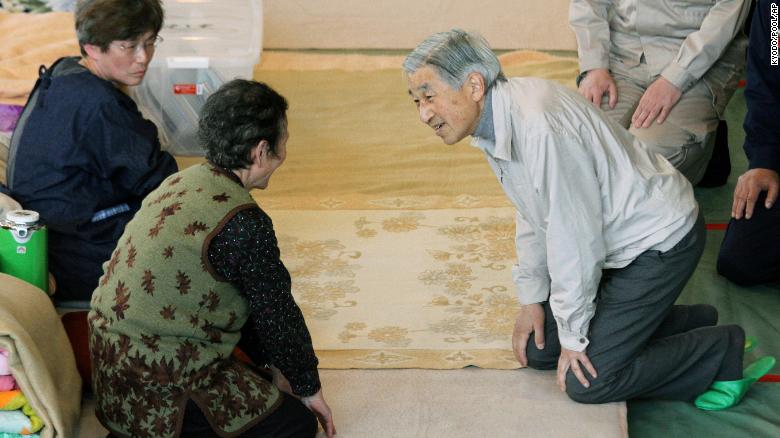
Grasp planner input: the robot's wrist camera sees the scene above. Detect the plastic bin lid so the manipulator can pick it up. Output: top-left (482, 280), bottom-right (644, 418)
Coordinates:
top-left (153, 0), bottom-right (263, 63)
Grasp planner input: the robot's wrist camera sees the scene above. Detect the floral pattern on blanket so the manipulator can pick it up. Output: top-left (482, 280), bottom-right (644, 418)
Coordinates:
top-left (270, 207), bottom-right (522, 369)
top-left (278, 236), bottom-right (362, 321)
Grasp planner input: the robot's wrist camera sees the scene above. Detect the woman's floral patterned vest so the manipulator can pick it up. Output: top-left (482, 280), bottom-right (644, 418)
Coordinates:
top-left (88, 163), bottom-right (281, 438)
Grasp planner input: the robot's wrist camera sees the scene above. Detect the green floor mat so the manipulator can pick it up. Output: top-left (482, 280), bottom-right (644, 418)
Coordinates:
top-left (683, 232), bottom-right (780, 360)
top-left (628, 88), bottom-right (780, 436)
top-left (629, 383), bottom-right (780, 438)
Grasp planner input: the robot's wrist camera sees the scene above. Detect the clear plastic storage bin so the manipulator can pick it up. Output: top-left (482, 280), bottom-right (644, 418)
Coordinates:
top-left (130, 0), bottom-right (263, 156)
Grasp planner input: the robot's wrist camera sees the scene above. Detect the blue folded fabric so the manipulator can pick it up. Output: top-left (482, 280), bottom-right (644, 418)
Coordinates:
top-left (0, 432), bottom-right (40, 438)
top-left (0, 409), bottom-right (41, 435)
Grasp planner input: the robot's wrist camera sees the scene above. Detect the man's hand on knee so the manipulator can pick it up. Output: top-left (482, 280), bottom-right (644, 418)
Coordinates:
top-left (512, 303), bottom-right (546, 366)
top-left (557, 348), bottom-right (598, 392)
top-left (632, 77), bottom-right (682, 128)
top-left (732, 168), bottom-right (779, 219)
top-left (578, 68), bottom-right (618, 109)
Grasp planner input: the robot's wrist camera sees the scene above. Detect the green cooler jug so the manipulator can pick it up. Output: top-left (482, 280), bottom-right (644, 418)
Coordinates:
top-left (0, 209), bottom-right (48, 293)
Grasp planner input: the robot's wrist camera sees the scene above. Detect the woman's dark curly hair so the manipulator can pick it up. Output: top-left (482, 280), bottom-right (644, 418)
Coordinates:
top-left (76, 0), bottom-right (164, 56)
top-left (199, 79), bottom-right (289, 170)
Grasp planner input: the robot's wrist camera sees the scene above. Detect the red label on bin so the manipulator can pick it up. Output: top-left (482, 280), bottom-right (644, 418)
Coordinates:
top-left (173, 84), bottom-right (204, 95)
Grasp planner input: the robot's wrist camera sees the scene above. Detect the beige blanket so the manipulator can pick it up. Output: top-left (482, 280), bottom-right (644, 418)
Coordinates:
top-left (0, 11), bottom-right (79, 105)
top-left (0, 273), bottom-right (82, 438)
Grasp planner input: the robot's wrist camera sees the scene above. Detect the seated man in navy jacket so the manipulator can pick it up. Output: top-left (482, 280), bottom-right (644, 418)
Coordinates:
top-left (5, 0), bottom-right (177, 302)
top-left (717, 0), bottom-right (780, 286)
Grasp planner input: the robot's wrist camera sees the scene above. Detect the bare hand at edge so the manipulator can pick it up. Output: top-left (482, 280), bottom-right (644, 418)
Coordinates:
top-left (512, 303), bottom-right (546, 366)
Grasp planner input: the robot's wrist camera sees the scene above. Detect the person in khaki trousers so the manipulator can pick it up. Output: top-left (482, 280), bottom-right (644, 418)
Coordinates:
top-left (570, 0), bottom-right (751, 185)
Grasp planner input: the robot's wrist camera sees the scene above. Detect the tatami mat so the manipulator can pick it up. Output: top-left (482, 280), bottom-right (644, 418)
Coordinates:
top-left (78, 369), bottom-right (628, 438)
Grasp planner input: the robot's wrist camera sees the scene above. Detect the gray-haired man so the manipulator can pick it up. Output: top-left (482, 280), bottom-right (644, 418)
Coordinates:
top-left (404, 29), bottom-right (774, 409)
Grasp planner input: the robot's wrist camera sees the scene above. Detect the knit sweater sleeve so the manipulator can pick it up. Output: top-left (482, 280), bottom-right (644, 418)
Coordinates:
top-left (207, 206), bottom-right (321, 397)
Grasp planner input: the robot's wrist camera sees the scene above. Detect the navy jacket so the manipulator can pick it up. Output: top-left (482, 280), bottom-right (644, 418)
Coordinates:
top-left (7, 57), bottom-right (177, 301)
top-left (743, 0), bottom-right (780, 172)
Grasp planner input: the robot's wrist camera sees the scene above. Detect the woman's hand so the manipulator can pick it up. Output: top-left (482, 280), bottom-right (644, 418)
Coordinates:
top-left (302, 389), bottom-right (336, 437)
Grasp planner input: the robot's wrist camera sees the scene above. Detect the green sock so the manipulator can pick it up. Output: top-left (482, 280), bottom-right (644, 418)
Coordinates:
top-left (694, 356), bottom-right (776, 411)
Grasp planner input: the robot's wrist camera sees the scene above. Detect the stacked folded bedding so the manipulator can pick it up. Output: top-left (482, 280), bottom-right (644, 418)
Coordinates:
top-left (0, 350), bottom-right (42, 437)
top-left (0, 274), bottom-right (82, 438)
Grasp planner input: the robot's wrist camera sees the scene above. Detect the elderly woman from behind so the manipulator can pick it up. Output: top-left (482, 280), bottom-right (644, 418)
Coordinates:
top-left (6, 0), bottom-right (178, 303)
top-left (88, 79), bottom-right (335, 438)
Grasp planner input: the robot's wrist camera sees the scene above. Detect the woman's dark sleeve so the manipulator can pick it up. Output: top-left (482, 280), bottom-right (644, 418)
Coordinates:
top-left (207, 206), bottom-right (321, 397)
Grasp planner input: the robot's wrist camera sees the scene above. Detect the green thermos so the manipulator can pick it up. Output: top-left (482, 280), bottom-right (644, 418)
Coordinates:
top-left (0, 209), bottom-right (48, 293)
